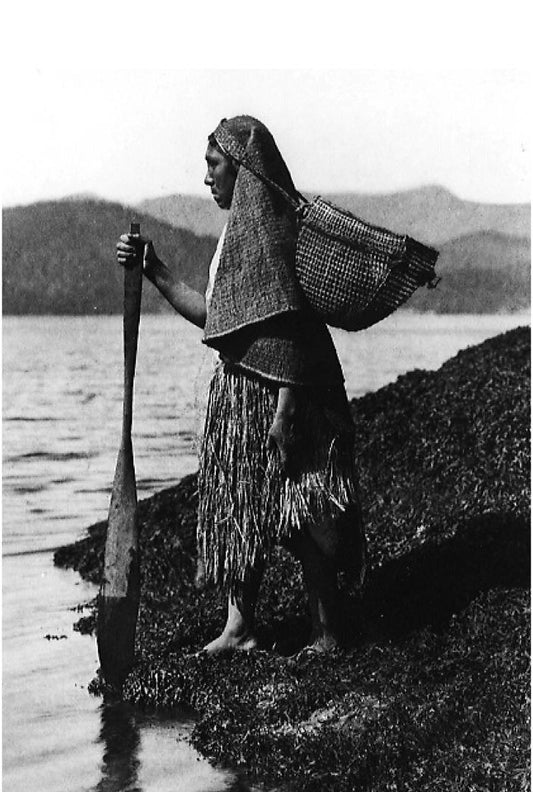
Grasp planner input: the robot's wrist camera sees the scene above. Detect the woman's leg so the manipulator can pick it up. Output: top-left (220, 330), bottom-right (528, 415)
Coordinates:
top-left (297, 529), bottom-right (341, 650)
top-left (203, 562), bottom-right (264, 654)
top-left (293, 505), bottom-right (366, 651)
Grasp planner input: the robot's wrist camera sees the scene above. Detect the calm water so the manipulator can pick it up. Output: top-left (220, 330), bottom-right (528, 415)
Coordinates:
top-left (2, 311), bottom-right (529, 791)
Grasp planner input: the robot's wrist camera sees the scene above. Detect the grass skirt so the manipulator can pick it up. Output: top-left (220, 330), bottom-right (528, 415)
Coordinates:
top-left (197, 363), bottom-right (363, 589)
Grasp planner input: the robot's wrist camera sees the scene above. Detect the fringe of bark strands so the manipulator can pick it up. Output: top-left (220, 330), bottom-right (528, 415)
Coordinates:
top-left (197, 363), bottom-right (360, 590)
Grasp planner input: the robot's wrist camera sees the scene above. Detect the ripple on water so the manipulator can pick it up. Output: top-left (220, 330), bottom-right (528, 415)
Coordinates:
top-left (6, 451), bottom-right (98, 463)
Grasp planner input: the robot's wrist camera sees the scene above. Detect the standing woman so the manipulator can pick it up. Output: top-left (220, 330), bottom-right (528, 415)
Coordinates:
top-left (116, 115), bottom-right (365, 654)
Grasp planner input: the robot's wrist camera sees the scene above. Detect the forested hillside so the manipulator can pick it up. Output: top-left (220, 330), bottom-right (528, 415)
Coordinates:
top-left (408, 231), bottom-right (530, 313)
top-left (3, 194), bottom-right (530, 315)
top-left (2, 200), bottom-right (217, 315)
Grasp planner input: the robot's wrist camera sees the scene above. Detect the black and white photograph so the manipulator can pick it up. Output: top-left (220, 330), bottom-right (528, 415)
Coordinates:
top-left (2, 21), bottom-right (530, 792)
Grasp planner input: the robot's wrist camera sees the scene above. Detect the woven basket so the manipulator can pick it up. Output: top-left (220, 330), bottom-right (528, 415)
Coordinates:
top-left (213, 122), bottom-right (440, 332)
top-left (295, 198), bottom-right (439, 330)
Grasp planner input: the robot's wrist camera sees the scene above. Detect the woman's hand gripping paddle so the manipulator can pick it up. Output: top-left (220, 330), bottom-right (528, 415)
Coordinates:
top-left (97, 222), bottom-right (143, 687)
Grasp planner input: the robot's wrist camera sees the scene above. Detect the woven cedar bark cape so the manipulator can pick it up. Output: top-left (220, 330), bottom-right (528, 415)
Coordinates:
top-left (203, 116), bottom-right (344, 390)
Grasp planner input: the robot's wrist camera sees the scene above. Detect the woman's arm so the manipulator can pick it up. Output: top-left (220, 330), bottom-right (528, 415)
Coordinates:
top-left (116, 234), bottom-right (207, 329)
top-left (143, 247), bottom-right (207, 328)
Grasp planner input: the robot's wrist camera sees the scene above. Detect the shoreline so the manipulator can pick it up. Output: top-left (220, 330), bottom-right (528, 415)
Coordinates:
top-left (55, 327), bottom-right (531, 792)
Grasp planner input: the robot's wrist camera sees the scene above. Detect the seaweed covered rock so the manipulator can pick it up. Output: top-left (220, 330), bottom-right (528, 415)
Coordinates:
top-left (352, 325), bottom-right (530, 567)
top-left (55, 327), bottom-right (530, 792)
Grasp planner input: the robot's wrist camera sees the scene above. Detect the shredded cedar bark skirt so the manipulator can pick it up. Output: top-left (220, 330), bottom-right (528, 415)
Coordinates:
top-left (197, 362), bottom-right (365, 590)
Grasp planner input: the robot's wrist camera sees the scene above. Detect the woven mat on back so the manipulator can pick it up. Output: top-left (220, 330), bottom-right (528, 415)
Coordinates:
top-left (203, 116), bottom-right (343, 389)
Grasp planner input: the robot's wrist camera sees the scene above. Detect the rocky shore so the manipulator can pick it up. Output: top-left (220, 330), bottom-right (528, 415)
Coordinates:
top-left (55, 327), bottom-right (530, 791)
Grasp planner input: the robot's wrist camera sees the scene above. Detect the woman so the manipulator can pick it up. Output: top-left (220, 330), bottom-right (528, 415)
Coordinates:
top-left (116, 115), bottom-right (365, 654)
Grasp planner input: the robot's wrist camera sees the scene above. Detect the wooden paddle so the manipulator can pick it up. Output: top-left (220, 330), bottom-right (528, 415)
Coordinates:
top-left (97, 222), bottom-right (143, 686)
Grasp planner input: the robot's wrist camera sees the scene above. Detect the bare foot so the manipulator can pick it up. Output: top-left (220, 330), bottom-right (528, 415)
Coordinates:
top-left (202, 630), bottom-right (258, 655)
top-left (289, 635), bottom-right (340, 661)
top-left (310, 634), bottom-right (340, 653)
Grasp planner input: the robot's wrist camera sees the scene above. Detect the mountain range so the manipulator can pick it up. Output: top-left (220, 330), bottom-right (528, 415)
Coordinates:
top-left (3, 187), bottom-right (530, 315)
top-left (138, 185), bottom-right (530, 246)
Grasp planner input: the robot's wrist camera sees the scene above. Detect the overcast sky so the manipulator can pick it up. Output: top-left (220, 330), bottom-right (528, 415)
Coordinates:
top-left (3, 69), bottom-right (530, 207)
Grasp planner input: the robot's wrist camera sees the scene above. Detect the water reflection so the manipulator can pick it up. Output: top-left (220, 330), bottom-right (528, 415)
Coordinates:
top-left (91, 696), bottom-right (255, 792)
top-left (225, 778), bottom-right (258, 791)
top-left (93, 698), bottom-right (141, 792)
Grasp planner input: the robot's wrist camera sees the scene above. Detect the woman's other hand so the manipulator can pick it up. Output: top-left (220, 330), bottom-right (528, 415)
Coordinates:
top-left (269, 386), bottom-right (299, 477)
top-left (268, 414), bottom-right (297, 478)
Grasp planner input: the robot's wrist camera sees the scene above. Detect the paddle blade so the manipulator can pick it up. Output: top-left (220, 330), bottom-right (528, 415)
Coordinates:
top-left (97, 437), bottom-right (141, 685)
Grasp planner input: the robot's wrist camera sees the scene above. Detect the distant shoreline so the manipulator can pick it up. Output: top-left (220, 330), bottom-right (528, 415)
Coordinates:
top-left (3, 308), bottom-right (531, 318)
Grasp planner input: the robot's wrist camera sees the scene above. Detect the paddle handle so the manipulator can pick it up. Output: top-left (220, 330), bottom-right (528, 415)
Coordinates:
top-left (122, 222), bottom-right (143, 437)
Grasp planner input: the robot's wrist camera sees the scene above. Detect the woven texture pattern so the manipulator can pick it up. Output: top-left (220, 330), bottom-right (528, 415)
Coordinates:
top-left (204, 116), bottom-right (330, 386)
top-left (197, 363), bottom-right (363, 590)
top-left (295, 198), bottom-right (439, 330)
top-left (203, 153), bottom-right (303, 341)
top-left (212, 312), bottom-right (346, 390)
top-left (204, 115), bottom-right (303, 342)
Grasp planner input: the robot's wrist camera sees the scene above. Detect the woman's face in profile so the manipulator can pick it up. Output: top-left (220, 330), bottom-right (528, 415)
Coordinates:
top-left (204, 144), bottom-right (237, 210)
